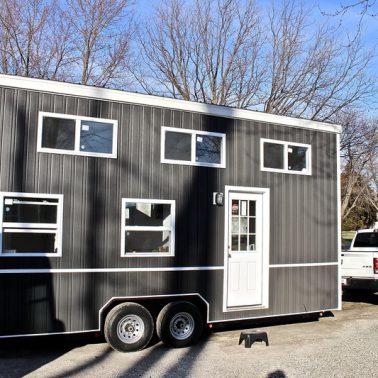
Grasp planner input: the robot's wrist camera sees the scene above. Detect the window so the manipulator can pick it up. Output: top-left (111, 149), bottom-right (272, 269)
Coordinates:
top-left (38, 112), bottom-right (118, 158)
top-left (161, 126), bottom-right (226, 168)
top-left (0, 192), bottom-right (63, 257)
top-left (261, 138), bottom-right (311, 175)
top-left (121, 199), bottom-right (175, 257)
top-left (353, 233), bottom-right (378, 248)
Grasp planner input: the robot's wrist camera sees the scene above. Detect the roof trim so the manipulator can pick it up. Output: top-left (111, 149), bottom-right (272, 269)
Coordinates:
top-left (0, 74), bottom-right (342, 134)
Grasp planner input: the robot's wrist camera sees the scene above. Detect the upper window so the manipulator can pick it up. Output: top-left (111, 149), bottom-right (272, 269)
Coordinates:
top-left (38, 112), bottom-right (118, 158)
top-left (0, 192), bottom-right (63, 257)
top-left (161, 126), bottom-right (226, 168)
top-left (121, 199), bottom-right (175, 257)
top-left (260, 139), bottom-right (311, 175)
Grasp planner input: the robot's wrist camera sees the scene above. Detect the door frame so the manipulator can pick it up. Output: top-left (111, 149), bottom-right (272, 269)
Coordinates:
top-left (223, 186), bottom-right (270, 312)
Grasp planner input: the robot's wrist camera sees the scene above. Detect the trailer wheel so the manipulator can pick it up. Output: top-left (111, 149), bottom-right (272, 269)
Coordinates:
top-left (156, 301), bottom-right (204, 348)
top-left (104, 302), bottom-right (154, 352)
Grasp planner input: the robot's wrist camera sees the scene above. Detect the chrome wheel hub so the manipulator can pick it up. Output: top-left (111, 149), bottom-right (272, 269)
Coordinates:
top-left (117, 314), bottom-right (144, 344)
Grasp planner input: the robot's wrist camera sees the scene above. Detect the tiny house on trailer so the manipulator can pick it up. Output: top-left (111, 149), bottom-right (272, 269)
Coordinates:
top-left (0, 74), bottom-right (341, 352)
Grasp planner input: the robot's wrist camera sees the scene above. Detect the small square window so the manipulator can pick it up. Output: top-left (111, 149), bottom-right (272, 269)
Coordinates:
top-left (121, 199), bottom-right (175, 257)
top-left (164, 131), bottom-right (192, 161)
top-left (161, 127), bottom-right (225, 168)
top-left (261, 139), bottom-right (311, 175)
top-left (196, 135), bottom-right (222, 164)
top-left (0, 193), bottom-right (63, 257)
top-left (41, 117), bottom-right (76, 150)
top-left (80, 120), bottom-right (114, 154)
top-left (38, 112), bottom-right (117, 158)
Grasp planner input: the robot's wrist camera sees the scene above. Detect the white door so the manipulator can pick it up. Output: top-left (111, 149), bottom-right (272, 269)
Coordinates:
top-left (226, 191), bottom-right (265, 308)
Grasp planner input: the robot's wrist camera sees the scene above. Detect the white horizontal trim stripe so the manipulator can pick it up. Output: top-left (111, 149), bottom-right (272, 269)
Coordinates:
top-left (0, 266), bottom-right (224, 274)
top-left (208, 307), bottom-right (339, 324)
top-left (270, 262), bottom-right (338, 268)
top-left (0, 74), bottom-right (341, 134)
top-left (0, 329), bottom-right (100, 339)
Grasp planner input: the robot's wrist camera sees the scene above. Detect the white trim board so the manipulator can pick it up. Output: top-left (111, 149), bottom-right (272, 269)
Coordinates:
top-left (0, 74), bottom-right (341, 134)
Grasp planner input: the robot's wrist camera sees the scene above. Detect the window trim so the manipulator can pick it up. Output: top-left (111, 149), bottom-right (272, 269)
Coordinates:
top-left (161, 126), bottom-right (226, 168)
top-left (260, 138), bottom-right (312, 175)
top-left (0, 192), bottom-right (63, 257)
top-left (37, 111), bottom-right (118, 158)
top-left (121, 198), bottom-right (176, 257)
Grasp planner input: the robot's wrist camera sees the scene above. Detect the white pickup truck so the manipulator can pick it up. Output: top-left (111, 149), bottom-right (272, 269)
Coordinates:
top-left (341, 228), bottom-right (378, 291)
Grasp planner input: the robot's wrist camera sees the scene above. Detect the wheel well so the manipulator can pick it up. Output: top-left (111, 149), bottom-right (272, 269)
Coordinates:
top-left (99, 295), bottom-right (208, 333)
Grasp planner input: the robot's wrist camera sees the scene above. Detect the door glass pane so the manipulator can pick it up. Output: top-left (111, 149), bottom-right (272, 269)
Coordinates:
top-left (249, 218), bottom-right (256, 233)
top-left (249, 201), bottom-right (256, 216)
top-left (42, 117), bottom-right (75, 150)
top-left (288, 145), bottom-right (307, 171)
top-left (3, 198), bottom-right (58, 224)
top-left (264, 142), bottom-right (284, 169)
top-left (125, 203), bottom-right (171, 227)
top-left (231, 235), bottom-right (238, 251)
top-left (196, 135), bottom-right (222, 164)
top-left (240, 217), bottom-right (248, 233)
top-left (80, 120), bottom-right (113, 154)
top-left (164, 131), bottom-right (192, 161)
top-left (248, 235), bottom-right (256, 251)
top-left (232, 200), bottom-right (239, 215)
top-left (232, 217), bottom-right (239, 233)
top-left (240, 235), bottom-right (248, 251)
top-left (125, 230), bottom-right (170, 253)
top-left (3, 232), bottom-right (57, 253)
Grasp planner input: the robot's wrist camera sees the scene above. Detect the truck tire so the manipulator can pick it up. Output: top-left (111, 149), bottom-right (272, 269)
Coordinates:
top-left (104, 302), bottom-right (154, 352)
top-left (156, 301), bottom-right (204, 348)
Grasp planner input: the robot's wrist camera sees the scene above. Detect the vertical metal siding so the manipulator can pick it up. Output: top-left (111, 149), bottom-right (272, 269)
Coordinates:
top-left (0, 85), bottom-right (339, 333)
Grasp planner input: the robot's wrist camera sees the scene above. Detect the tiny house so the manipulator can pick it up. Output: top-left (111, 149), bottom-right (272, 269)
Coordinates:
top-left (0, 75), bottom-right (341, 351)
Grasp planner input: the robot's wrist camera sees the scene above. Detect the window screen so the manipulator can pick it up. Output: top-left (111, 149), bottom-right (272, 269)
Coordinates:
top-left (164, 131), bottom-right (192, 161)
top-left (263, 143), bottom-right (284, 169)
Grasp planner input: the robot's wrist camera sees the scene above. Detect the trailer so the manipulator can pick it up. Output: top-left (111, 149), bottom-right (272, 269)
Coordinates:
top-left (0, 74), bottom-right (341, 352)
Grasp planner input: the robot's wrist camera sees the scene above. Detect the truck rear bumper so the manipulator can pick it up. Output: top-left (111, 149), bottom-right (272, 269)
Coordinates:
top-left (342, 277), bottom-right (378, 291)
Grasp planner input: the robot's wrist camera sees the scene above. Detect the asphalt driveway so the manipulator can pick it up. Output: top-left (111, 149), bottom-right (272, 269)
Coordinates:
top-left (0, 291), bottom-right (377, 378)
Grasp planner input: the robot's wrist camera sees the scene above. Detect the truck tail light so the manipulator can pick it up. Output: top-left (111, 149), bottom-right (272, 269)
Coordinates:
top-left (374, 258), bottom-right (378, 274)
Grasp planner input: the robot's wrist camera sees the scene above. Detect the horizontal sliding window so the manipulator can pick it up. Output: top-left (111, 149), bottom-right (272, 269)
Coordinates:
top-left (261, 138), bottom-right (311, 175)
top-left (38, 112), bottom-right (118, 158)
top-left (0, 193), bottom-right (63, 257)
top-left (121, 199), bottom-right (175, 257)
top-left (161, 126), bottom-right (226, 168)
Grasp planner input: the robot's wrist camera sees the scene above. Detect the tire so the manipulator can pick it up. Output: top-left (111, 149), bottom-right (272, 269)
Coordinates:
top-left (156, 301), bottom-right (204, 348)
top-left (104, 302), bottom-right (154, 352)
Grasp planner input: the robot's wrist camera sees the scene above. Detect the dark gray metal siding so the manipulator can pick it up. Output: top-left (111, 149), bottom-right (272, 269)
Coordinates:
top-left (0, 85), bottom-right (339, 334)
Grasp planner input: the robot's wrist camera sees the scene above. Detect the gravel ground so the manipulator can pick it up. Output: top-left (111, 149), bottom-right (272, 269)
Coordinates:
top-left (0, 292), bottom-right (377, 378)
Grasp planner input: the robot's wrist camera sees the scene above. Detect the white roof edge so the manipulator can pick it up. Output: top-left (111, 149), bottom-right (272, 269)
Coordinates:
top-left (0, 74), bottom-right (342, 134)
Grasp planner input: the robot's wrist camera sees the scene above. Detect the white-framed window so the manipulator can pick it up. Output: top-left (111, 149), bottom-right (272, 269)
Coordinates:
top-left (161, 126), bottom-right (226, 168)
top-left (121, 199), bottom-right (175, 257)
top-left (0, 192), bottom-right (63, 257)
top-left (260, 138), bottom-right (311, 175)
top-left (37, 112), bottom-right (118, 158)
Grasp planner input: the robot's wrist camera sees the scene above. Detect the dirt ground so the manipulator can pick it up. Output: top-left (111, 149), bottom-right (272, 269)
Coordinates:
top-left (0, 291), bottom-right (377, 378)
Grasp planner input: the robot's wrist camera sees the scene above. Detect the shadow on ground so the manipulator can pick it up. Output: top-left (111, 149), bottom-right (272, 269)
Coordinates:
top-left (0, 333), bottom-right (104, 378)
top-left (342, 290), bottom-right (378, 305)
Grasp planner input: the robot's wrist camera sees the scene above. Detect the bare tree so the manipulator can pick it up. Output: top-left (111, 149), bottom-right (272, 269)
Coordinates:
top-left (0, 0), bottom-right (72, 79)
top-left (136, 0), bottom-right (265, 108)
top-left (339, 110), bottom-right (378, 225)
top-left (64, 0), bottom-right (134, 87)
top-left (264, 1), bottom-right (375, 121)
top-left (137, 0), bottom-right (376, 121)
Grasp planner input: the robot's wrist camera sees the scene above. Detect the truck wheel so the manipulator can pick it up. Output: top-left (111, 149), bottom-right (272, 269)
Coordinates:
top-left (156, 301), bottom-right (204, 348)
top-left (104, 302), bottom-right (154, 352)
